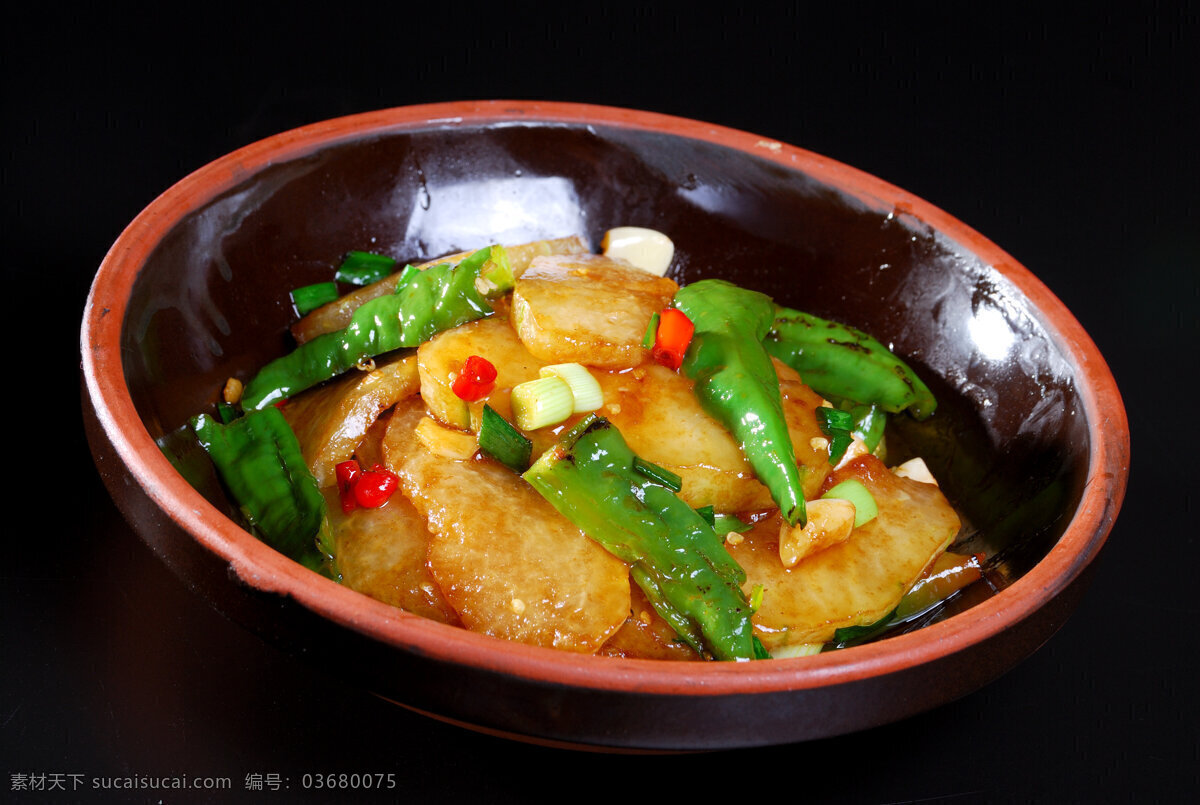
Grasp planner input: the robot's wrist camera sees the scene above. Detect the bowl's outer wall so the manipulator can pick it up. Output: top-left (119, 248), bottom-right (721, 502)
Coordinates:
top-left (89, 109), bottom-right (1114, 749)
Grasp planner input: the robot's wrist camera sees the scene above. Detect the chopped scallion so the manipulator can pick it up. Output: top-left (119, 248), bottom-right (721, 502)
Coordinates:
top-left (832, 607), bottom-right (897, 645)
top-left (511, 376), bottom-right (574, 430)
top-left (821, 478), bottom-right (878, 527)
top-left (749, 584), bottom-right (764, 612)
top-left (848, 403), bottom-right (887, 453)
top-left (290, 282), bottom-right (339, 316)
top-left (770, 642), bottom-right (823, 659)
top-left (816, 406), bottom-right (855, 465)
top-left (476, 245), bottom-right (513, 297)
top-left (478, 405), bottom-right (533, 472)
top-left (713, 513), bottom-right (752, 534)
top-left (539, 363), bottom-right (603, 412)
top-left (336, 251), bottom-right (397, 286)
top-left (695, 506), bottom-right (751, 535)
top-left (632, 456), bottom-right (682, 492)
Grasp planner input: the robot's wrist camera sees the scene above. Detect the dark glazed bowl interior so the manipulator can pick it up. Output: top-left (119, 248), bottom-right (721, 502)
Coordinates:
top-left (82, 102), bottom-right (1128, 750)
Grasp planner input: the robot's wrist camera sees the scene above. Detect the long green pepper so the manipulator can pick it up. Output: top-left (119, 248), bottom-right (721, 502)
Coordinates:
top-left (240, 246), bottom-right (512, 410)
top-left (763, 306), bottom-right (936, 419)
top-left (673, 280), bottom-right (808, 526)
top-left (523, 415), bottom-right (756, 661)
top-left (190, 406), bottom-right (330, 570)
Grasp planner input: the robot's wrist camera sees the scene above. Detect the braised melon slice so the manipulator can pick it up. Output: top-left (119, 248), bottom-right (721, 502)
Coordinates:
top-left (730, 454), bottom-right (961, 650)
top-left (382, 399), bottom-right (630, 652)
top-left (511, 254), bottom-right (678, 368)
top-left (416, 316), bottom-right (545, 431)
top-left (597, 581), bottom-right (704, 661)
top-left (320, 415), bottom-right (457, 623)
top-left (590, 360), bottom-right (830, 510)
top-left (281, 352), bottom-right (419, 487)
top-left (324, 487), bottom-right (460, 625)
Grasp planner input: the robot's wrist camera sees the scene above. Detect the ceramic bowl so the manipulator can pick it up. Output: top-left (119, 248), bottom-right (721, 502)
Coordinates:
top-left (81, 101), bottom-right (1128, 750)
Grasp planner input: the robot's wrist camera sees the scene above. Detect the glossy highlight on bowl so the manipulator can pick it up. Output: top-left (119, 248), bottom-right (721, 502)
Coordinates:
top-left (81, 101), bottom-right (1128, 750)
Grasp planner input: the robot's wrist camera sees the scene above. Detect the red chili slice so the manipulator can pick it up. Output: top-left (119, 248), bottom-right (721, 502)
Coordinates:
top-left (335, 460), bottom-right (361, 513)
top-left (353, 465), bottom-right (399, 508)
top-left (451, 355), bottom-right (498, 401)
top-left (651, 308), bottom-right (695, 370)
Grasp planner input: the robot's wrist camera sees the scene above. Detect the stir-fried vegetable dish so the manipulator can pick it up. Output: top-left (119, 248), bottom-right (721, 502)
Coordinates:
top-left (192, 230), bottom-right (981, 661)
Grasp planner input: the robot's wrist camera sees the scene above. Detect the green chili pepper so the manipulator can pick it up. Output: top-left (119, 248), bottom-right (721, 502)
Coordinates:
top-left (190, 406), bottom-right (329, 570)
top-left (241, 246), bottom-right (512, 410)
top-left (673, 280), bottom-right (807, 527)
top-left (763, 306), bottom-right (936, 419)
top-left (523, 415), bottom-right (757, 661)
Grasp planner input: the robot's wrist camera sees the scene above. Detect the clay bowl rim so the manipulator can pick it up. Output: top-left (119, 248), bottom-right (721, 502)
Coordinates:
top-left (81, 99), bottom-right (1129, 696)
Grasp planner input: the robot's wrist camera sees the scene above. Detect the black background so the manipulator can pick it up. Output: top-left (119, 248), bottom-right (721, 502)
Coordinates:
top-left (5, 6), bottom-right (1197, 803)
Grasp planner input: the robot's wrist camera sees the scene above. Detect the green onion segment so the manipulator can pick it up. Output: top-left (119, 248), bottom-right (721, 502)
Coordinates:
top-left (478, 404), bottom-right (533, 472)
top-left (539, 363), bottom-right (603, 413)
top-left (821, 479), bottom-right (879, 527)
top-left (816, 406), bottom-right (855, 465)
top-left (511, 375), bottom-right (574, 430)
top-left (337, 251), bottom-right (398, 286)
top-left (290, 282), bottom-right (339, 316)
top-left (713, 513), bottom-right (752, 534)
top-left (632, 456), bottom-right (683, 492)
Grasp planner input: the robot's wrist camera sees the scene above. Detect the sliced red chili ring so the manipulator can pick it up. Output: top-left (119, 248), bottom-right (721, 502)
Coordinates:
top-left (353, 466), bottom-right (399, 508)
top-left (652, 308), bottom-right (694, 370)
top-left (452, 355), bottom-right (498, 401)
top-left (335, 459), bottom-right (361, 513)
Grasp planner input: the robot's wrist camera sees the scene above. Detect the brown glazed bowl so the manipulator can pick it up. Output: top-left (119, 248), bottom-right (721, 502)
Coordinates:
top-left (81, 101), bottom-right (1128, 751)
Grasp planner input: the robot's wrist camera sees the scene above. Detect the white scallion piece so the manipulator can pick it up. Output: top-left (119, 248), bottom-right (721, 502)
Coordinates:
top-left (510, 376), bottom-right (575, 431)
top-left (539, 363), bottom-right (604, 413)
top-left (770, 643), bottom-right (824, 659)
top-left (601, 227), bottom-right (675, 276)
